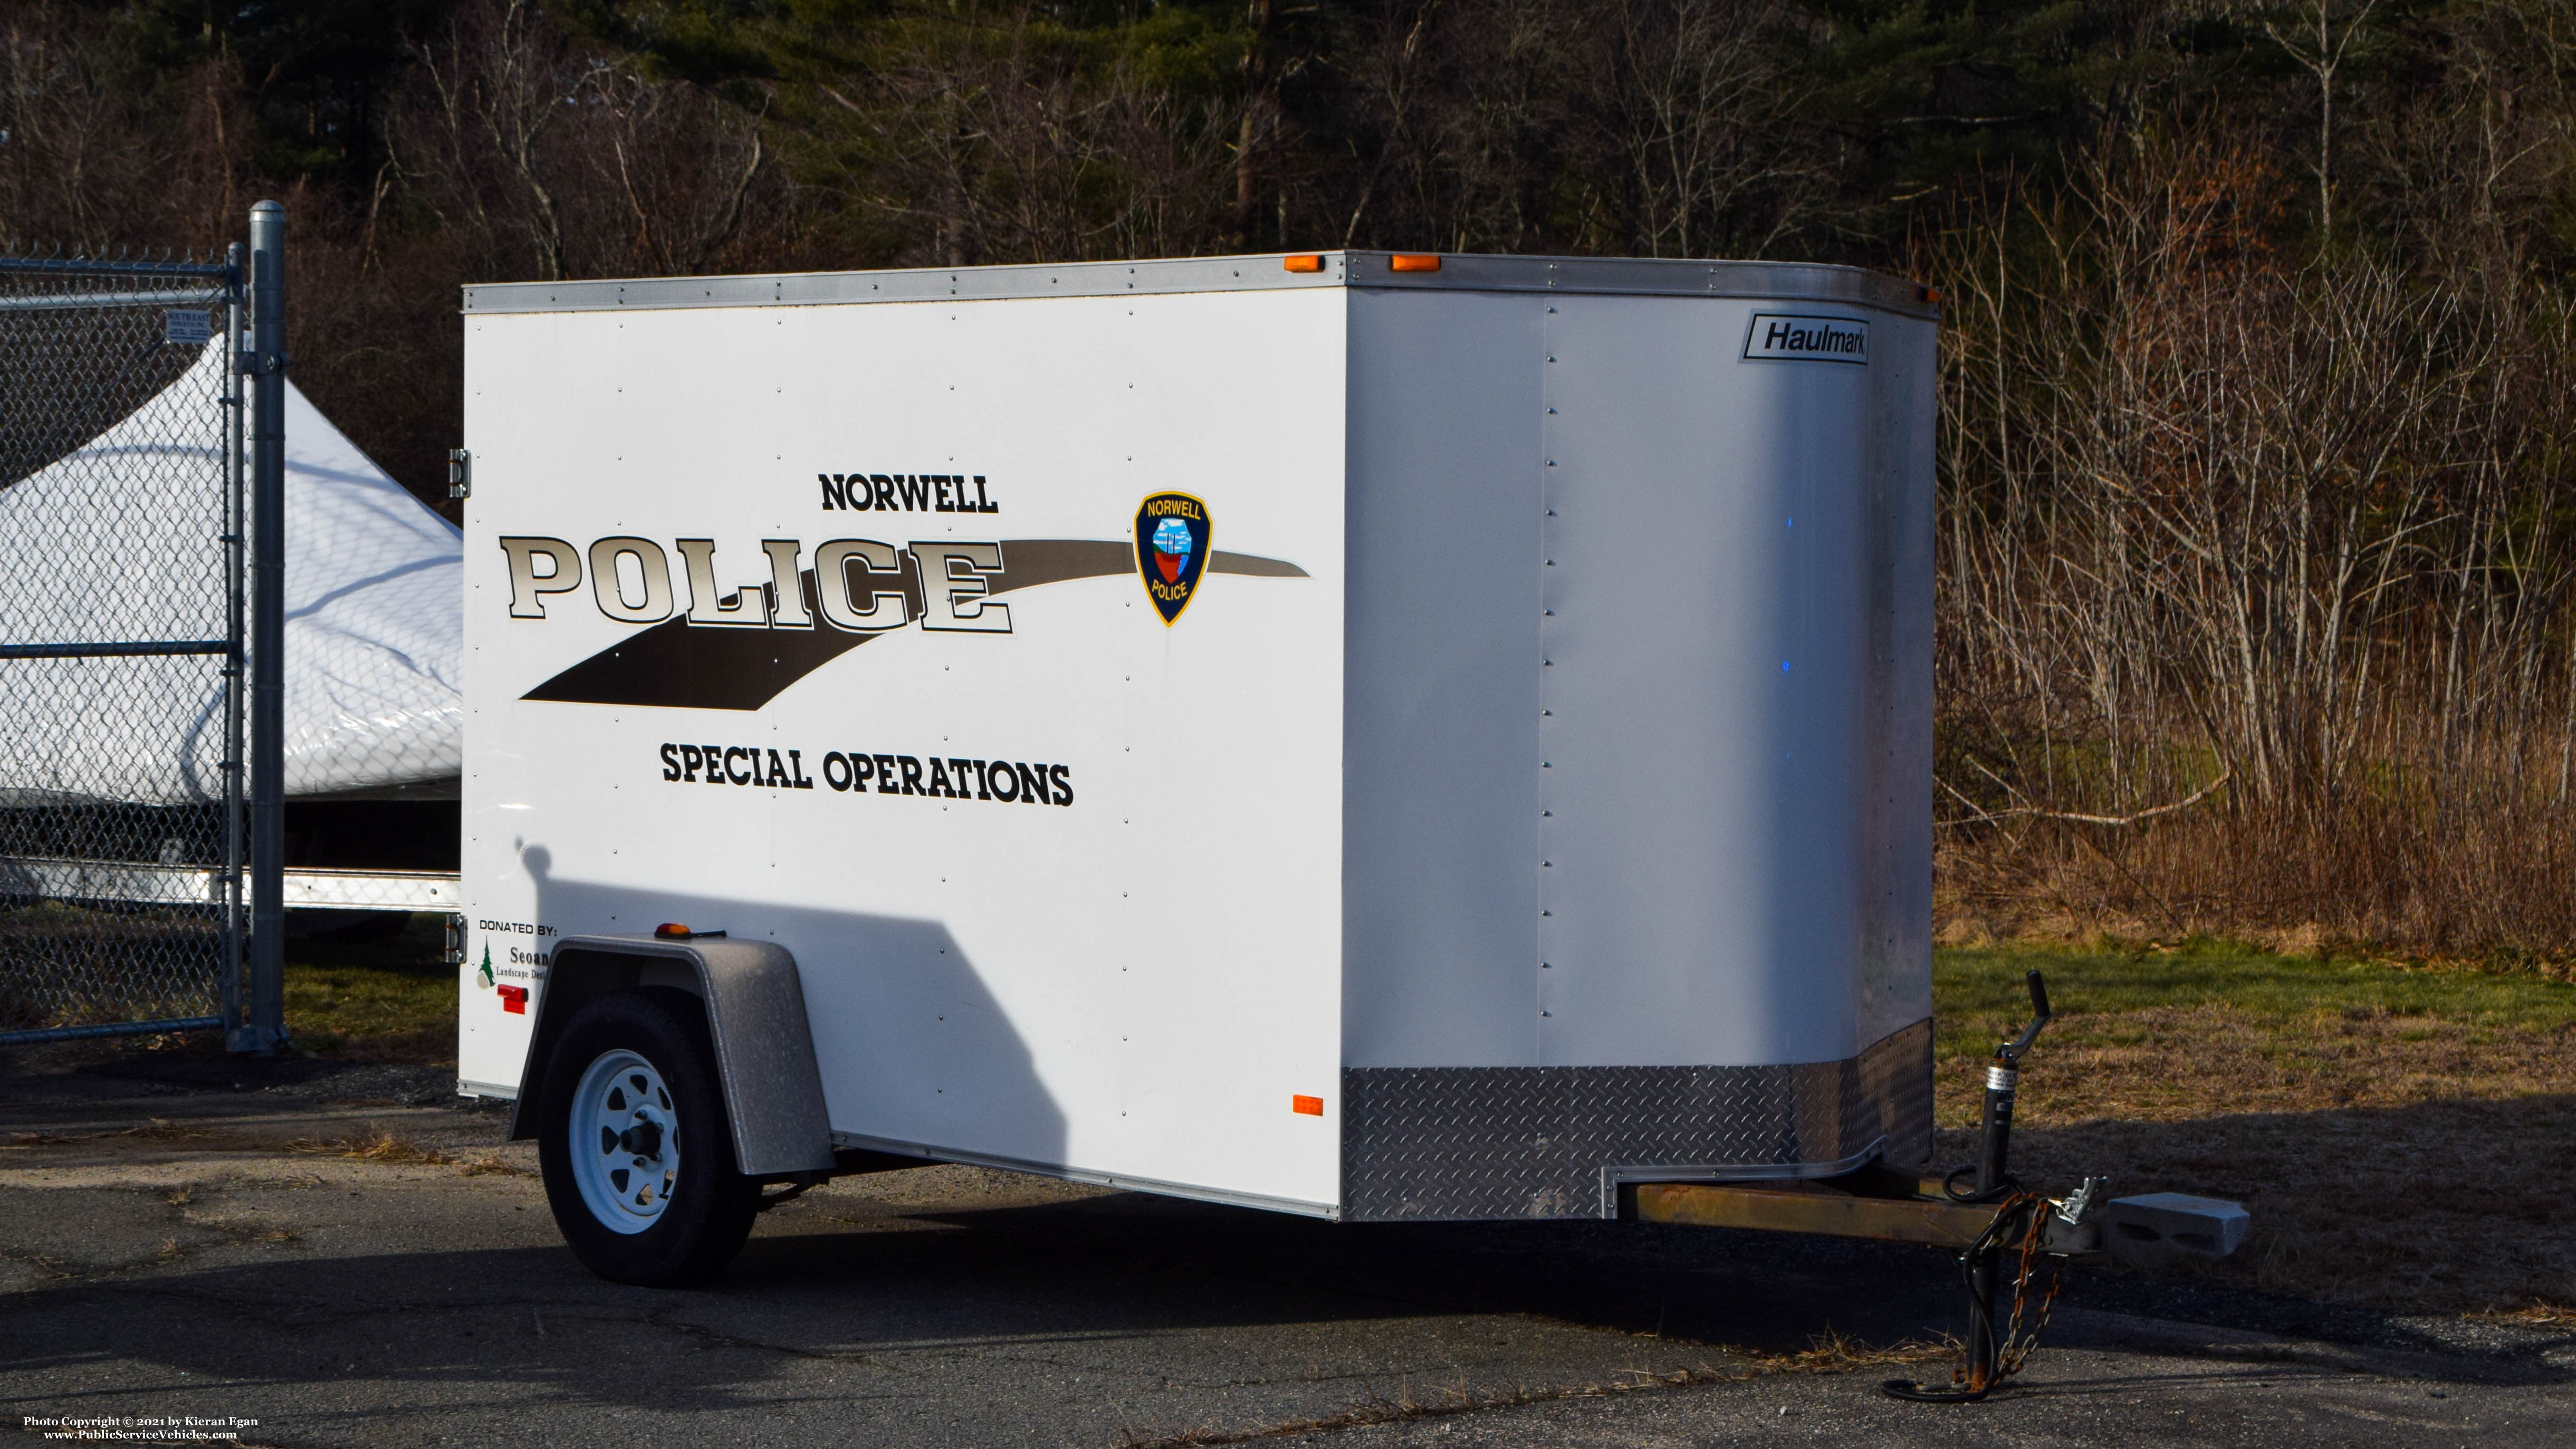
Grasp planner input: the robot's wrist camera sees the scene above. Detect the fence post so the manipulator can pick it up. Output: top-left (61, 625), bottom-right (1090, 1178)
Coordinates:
top-left (221, 240), bottom-right (247, 1045)
top-left (241, 200), bottom-right (288, 1053)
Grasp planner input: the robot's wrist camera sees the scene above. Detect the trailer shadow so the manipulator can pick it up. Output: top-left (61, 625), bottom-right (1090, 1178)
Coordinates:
top-left (0, 1208), bottom-right (1970, 1426)
top-left (8, 1166), bottom-right (2558, 1443)
top-left (7, 1102), bottom-right (2574, 1440)
top-left (522, 850), bottom-right (1071, 1170)
top-left (1995, 1093), bottom-right (2576, 1344)
top-left (718, 1186), bottom-right (1973, 1352)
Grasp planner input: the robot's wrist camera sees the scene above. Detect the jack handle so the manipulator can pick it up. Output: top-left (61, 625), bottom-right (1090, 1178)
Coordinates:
top-left (1946, 969), bottom-right (2052, 1205)
top-left (1997, 970), bottom-right (2052, 1065)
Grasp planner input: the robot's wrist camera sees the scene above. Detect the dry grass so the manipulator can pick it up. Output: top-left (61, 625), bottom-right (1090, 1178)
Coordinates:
top-left (4, 1131), bottom-right (93, 1147)
top-left (1740, 1328), bottom-right (1955, 1375)
top-left (1937, 942), bottom-right (2576, 1316)
top-left (3, 1120), bottom-right (246, 1159)
top-left (1968, 1003), bottom-right (2576, 1126)
top-left (286, 1127), bottom-right (454, 1167)
top-left (284, 1126), bottom-right (531, 1178)
top-left (2475, 1303), bottom-right (2576, 1329)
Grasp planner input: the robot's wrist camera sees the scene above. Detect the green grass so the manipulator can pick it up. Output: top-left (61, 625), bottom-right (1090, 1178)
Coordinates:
top-left (269, 920), bottom-right (2576, 1078)
top-left (1932, 937), bottom-right (2576, 1137)
top-left (1933, 938), bottom-right (2576, 1066)
top-left (283, 914), bottom-right (456, 1062)
top-left (1935, 943), bottom-right (2576, 1315)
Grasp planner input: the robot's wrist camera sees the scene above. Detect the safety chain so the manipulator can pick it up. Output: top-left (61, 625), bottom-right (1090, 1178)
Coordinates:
top-left (1993, 1195), bottom-right (2065, 1379)
top-left (1887, 968), bottom-right (2069, 1405)
top-left (1933, 1192), bottom-right (2063, 1394)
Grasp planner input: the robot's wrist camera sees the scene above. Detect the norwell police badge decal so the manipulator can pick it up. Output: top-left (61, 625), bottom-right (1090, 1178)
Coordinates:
top-left (1135, 492), bottom-right (1211, 625)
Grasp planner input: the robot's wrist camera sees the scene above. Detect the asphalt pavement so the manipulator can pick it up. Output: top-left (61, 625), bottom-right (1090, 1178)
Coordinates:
top-left (2, 1046), bottom-right (2569, 1447)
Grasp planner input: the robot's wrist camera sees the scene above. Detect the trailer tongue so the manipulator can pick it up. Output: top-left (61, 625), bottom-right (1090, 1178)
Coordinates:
top-left (1632, 971), bottom-right (2111, 1400)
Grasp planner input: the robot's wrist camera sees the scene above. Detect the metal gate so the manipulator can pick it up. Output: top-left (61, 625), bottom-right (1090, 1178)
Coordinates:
top-left (0, 211), bottom-right (286, 1050)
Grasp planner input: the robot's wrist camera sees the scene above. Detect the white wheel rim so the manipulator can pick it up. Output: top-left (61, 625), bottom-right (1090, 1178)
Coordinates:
top-left (569, 1049), bottom-right (681, 1234)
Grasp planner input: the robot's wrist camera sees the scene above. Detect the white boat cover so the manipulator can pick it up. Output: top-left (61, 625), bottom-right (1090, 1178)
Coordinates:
top-left (0, 344), bottom-right (461, 805)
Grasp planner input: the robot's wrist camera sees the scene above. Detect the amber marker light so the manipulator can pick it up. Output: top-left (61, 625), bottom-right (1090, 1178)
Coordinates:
top-left (1389, 254), bottom-right (1442, 273)
top-left (1918, 285), bottom-right (1942, 304)
top-left (654, 922), bottom-right (693, 938)
top-left (1292, 1095), bottom-right (1324, 1116)
top-left (1282, 254), bottom-right (1325, 273)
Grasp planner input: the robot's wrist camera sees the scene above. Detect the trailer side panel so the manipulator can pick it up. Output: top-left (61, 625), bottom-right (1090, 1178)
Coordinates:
top-left (461, 286), bottom-right (1349, 1216)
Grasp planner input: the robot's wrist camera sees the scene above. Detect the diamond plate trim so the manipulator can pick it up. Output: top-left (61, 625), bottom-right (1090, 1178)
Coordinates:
top-left (1341, 1019), bottom-right (1933, 1221)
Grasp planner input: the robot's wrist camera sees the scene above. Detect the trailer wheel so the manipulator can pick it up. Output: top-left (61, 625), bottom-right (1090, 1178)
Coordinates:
top-left (536, 988), bottom-right (759, 1286)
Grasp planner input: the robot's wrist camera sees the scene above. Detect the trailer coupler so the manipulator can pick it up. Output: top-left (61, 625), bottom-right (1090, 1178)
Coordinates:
top-left (1626, 972), bottom-right (2109, 1402)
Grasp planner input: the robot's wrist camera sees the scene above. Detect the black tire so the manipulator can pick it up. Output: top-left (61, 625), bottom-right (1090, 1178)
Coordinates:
top-left (536, 987), bottom-right (760, 1287)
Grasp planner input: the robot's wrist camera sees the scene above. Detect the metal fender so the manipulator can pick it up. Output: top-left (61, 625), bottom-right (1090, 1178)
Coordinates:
top-left (508, 934), bottom-right (836, 1177)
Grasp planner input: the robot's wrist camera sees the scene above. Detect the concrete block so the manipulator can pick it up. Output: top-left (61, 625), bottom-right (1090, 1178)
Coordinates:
top-left (2104, 1192), bottom-right (2249, 1270)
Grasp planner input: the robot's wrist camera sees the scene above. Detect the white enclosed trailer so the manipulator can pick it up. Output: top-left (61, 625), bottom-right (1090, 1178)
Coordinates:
top-left (456, 250), bottom-right (1936, 1283)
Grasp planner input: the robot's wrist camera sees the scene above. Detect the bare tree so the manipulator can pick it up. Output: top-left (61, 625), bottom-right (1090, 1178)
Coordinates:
top-left (793, 7), bottom-right (1238, 267)
top-left (2262, 0), bottom-right (2382, 237)
top-left (1924, 120), bottom-right (2576, 950)
top-left (397, 0), bottom-right (786, 283)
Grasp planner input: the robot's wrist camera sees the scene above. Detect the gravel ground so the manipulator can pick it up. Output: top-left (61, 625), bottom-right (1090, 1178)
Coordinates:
top-left (2, 1043), bottom-right (2570, 1447)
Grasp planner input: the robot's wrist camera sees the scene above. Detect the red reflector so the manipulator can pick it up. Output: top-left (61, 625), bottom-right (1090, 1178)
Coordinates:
top-left (654, 922), bottom-right (692, 938)
top-left (497, 985), bottom-right (529, 1014)
top-left (1292, 1095), bottom-right (1323, 1116)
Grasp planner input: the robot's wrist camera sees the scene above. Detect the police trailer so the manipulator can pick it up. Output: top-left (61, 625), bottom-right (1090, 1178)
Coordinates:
top-left (457, 251), bottom-right (2125, 1399)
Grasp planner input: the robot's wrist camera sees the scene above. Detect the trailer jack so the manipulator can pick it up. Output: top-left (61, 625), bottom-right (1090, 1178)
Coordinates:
top-left (1626, 972), bottom-right (2108, 1403)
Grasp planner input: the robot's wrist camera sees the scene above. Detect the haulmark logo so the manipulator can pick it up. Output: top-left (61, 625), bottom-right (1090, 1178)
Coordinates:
top-left (1742, 312), bottom-right (1870, 364)
top-left (1135, 493), bottom-right (1211, 625)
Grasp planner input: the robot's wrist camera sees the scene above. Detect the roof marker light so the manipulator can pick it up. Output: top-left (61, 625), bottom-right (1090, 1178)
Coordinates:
top-left (1292, 1095), bottom-right (1324, 1115)
top-left (655, 922), bottom-right (693, 938)
top-left (1282, 254), bottom-right (1325, 273)
top-left (1390, 254), bottom-right (1442, 273)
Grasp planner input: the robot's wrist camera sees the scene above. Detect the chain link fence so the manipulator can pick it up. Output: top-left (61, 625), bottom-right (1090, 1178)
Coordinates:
top-left (0, 252), bottom-right (246, 1044)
